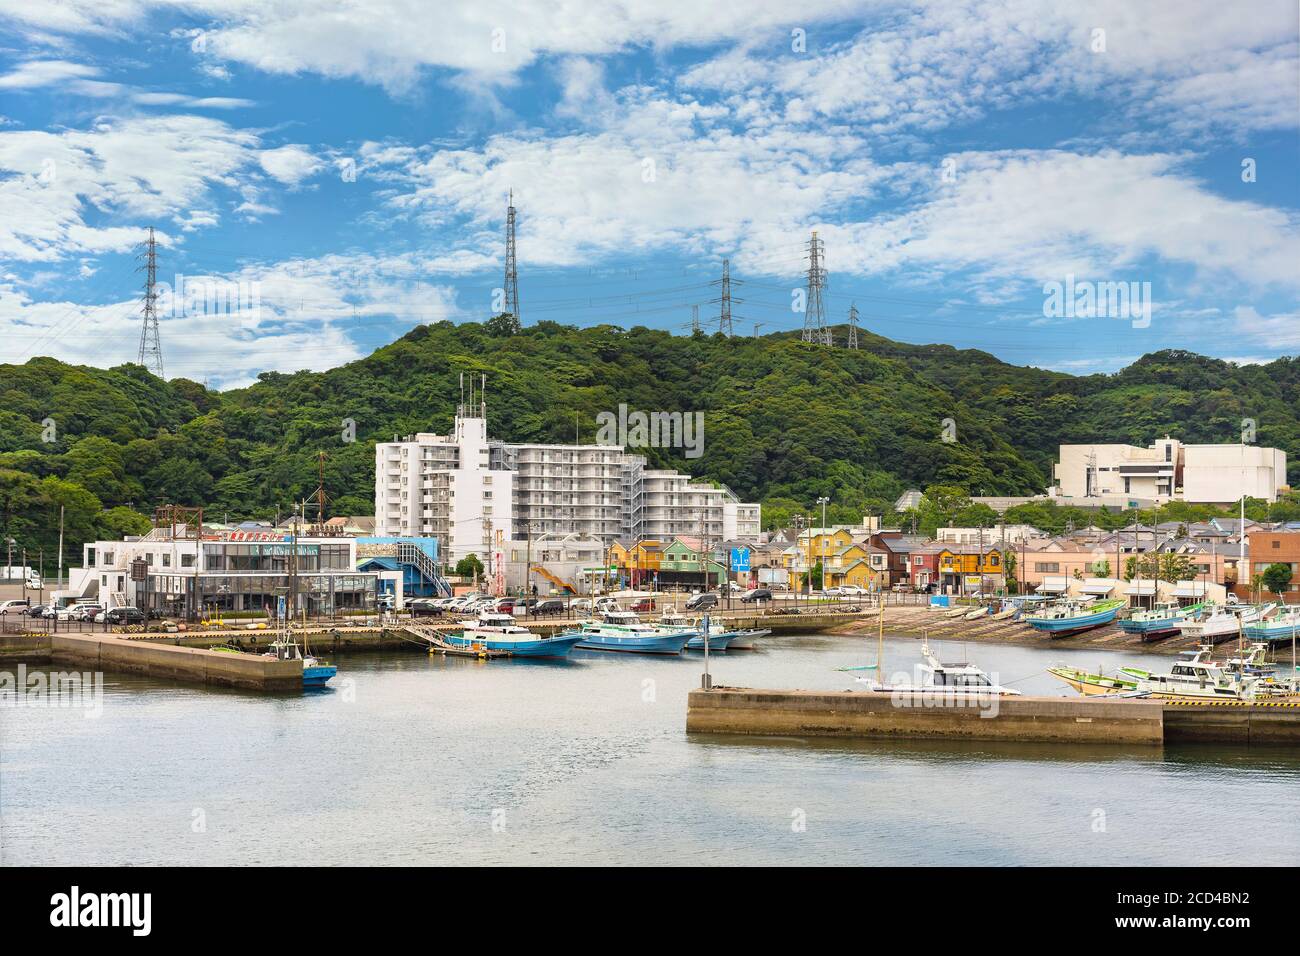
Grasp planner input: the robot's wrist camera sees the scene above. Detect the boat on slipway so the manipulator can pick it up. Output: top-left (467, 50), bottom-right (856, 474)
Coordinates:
top-left (1180, 603), bottom-right (1275, 644)
top-left (569, 611), bottom-right (693, 655)
top-left (1118, 601), bottom-right (1197, 641)
top-left (1244, 606), bottom-right (1300, 643)
top-left (1023, 599), bottom-right (1125, 636)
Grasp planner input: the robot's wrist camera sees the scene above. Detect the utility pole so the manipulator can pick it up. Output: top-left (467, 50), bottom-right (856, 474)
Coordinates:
top-left (524, 521), bottom-right (532, 616)
top-left (846, 303), bottom-right (859, 350)
top-left (817, 496), bottom-right (829, 593)
top-left (136, 226), bottom-right (164, 377)
top-left (710, 258), bottom-right (740, 337)
top-left (801, 230), bottom-right (829, 346)
top-left (503, 189), bottom-right (520, 328)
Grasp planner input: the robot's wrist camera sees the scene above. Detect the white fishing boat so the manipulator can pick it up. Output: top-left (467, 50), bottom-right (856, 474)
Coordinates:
top-left (847, 641), bottom-right (1021, 697)
top-left (1181, 602), bottom-right (1276, 643)
top-left (1130, 648), bottom-right (1265, 701)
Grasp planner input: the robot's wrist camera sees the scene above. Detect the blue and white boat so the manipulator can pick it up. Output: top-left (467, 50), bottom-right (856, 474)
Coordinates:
top-left (1244, 606), bottom-right (1300, 642)
top-left (444, 613), bottom-right (584, 658)
top-left (659, 611), bottom-right (736, 650)
top-left (571, 611), bottom-right (693, 655)
top-left (1023, 599), bottom-right (1124, 636)
top-left (1118, 600), bottom-right (1193, 640)
top-left (264, 640), bottom-right (337, 687)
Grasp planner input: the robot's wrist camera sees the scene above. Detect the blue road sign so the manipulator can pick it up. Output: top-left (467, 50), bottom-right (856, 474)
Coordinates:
top-left (730, 547), bottom-right (750, 572)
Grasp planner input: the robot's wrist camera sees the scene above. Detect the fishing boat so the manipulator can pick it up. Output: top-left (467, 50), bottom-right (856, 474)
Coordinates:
top-left (263, 639), bottom-right (337, 687)
top-left (989, 606), bottom-right (1019, 621)
top-left (441, 613), bottom-right (585, 659)
top-left (1047, 665), bottom-right (1138, 696)
top-left (570, 611), bottom-right (693, 655)
top-left (1023, 599), bottom-right (1125, 636)
top-left (1118, 601), bottom-right (1195, 640)
top-left (964, 605), bottom-right (990, 620)
top-left (724, 627), bottom-right (771, 650)
top-left (1244, 606), bottom-right (1300, 642)
top-left (845, 641), bottom-right (1021, 697)
top-left (1180, 603), bottom-right (1272, 644)
top-left (658, 610), bottom-right (735, 651)
top-left (1128, 648), bottom-right (1264, 700)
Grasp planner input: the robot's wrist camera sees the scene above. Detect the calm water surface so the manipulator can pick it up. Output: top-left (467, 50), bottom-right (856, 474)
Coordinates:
top-left (3, 633), bottom-right (1298, 866)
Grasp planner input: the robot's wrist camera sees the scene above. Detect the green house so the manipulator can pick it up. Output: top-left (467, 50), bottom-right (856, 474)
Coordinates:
top-left (660, 537), bottom-right (727, 587)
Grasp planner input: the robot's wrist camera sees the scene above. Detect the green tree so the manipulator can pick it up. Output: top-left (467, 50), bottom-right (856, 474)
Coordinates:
top-left (455, 554), bottom-right (484, 578)
top-left (1261, 563), bottom-right (1294, 599)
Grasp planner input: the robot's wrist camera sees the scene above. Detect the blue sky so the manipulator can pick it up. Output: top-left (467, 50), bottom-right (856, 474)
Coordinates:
top-left (1, 1), bottom-right (1298, 387)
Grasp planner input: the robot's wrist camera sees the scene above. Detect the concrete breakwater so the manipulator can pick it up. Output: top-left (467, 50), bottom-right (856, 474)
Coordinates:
top-left (1, 632), bottom-right (301, 691)
top-left (687, 687), bottom-right (1300, 746)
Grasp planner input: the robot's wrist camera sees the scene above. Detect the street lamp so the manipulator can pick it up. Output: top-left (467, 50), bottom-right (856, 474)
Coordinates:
top-left (816, 497), bottom-right (829, 594)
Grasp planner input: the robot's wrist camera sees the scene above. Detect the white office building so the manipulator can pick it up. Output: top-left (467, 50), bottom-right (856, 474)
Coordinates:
top-left (375, 404), bottom-right (761, 564)
top-left (1053, 436), bottom-right (1287, 504)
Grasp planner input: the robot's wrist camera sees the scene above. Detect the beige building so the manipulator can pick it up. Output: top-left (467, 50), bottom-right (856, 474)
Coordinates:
top-left (1053, 436), bottom-right (1286, 504)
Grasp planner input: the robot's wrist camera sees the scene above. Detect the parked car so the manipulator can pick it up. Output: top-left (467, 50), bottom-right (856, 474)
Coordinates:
top-left (594, 597), bottom-right (620, 613)
top-left (739, 588), bottom-right (773, 604)
top-left (103, 607), bottom-right (145, 625)
top-left (823, 587), bottom-right (846, 597)
top-left (533, 599), bottom-right (565, 617)
top-left (26, 603), bottom-right (48, 618)
top-left (58, 603), bottom-right (102, 621)
top-left (409, 599), bottom-right (442, 617)
top-left (494, 598), bottom-right (517, 613)
top-left (629, 596), bottom-right (657, 612)
top-left (685, 592), bottom-right (719, 611)
top-left (838, 585), bottom-right (867, 596)
top-left (0, 599), bottom-right (31, 615)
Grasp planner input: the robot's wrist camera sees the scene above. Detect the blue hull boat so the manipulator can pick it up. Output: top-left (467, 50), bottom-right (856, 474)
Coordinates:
top-left (685, 629), bottom-right (740, 651)
top-left (1024, 600), bottom-right (1124, 636)
top-left (303, 664), bottom-right (337, 687)
top-left (442, 632), bottom-right (584, 658)
top-left (571, 631), bottom-right (691, 655)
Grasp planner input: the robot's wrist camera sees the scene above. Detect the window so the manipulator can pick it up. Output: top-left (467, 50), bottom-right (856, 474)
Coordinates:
top-left (1035, 562), bottom-right (1060, 573)
top-left (181, 554), bottom-right (195, 568)
top-left (162, 554), bottom-right (171, 567)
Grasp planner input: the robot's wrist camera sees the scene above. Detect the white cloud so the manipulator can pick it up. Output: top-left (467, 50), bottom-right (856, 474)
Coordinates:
top-left (1233, 306), bottom-right (1300, 350)
top-left (0, 253), bottom-right (463, 387)
top-left (258, 144), bottom-right (323, 184)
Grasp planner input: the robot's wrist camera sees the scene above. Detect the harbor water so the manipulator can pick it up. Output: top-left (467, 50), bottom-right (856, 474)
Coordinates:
top-left (3, 633), bottom-right (1298, 866)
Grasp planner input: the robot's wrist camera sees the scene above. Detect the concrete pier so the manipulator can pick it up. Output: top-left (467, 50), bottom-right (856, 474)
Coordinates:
top-left (687, 687), bottom-right (1166, 745)
top-left (43, 633), bottom-right (302, 691)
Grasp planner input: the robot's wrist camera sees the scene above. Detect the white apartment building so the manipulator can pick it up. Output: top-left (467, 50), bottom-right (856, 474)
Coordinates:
top-left (936, 525), bottom-right (1046, 546)
top-left (1053, 437), bottom-right (1287, 504)
top-left (375, 406), bottom-right (761, 564)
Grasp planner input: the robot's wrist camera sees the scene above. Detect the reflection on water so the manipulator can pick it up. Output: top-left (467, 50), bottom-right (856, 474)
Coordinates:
top-left (2, 633), bottom-right (1298, 866)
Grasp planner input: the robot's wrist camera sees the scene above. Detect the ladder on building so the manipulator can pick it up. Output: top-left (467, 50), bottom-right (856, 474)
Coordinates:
top-left (397, 542), bottom-right (453, 597)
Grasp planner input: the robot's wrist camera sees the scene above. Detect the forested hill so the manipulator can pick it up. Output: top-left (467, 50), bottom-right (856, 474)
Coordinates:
top-left (1, 318), bottom-right (1297, 561)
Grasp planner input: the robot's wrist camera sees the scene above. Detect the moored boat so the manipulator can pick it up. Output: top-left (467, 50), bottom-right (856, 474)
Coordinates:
top-left (847, 641), bottom-right (1021, 697)
top-left (1023, 599), bottom-right (1124, 636)
top-left (1047, 666), bottom-right (1138, 696)
top-left (263, 639), bottom-right (337, 687)
top-left (570, 611), bottom-right (692, 654)
top-left (441, 613), bottom-right (584, 658)
top-left (724, 628), bottom-right (771, 650)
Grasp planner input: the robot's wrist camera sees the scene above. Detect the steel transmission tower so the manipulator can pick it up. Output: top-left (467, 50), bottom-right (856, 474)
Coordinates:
top-left (847, 303), bottom-right (859, 349)
top-left (691, 304), bottom-right (700, 334)
top-left (709, 257), bottom-right (741, 336)
top-left (503, 189), bottom-right (520, 327)
top-left (136, 226), bottom-right (164, 377)
top-left (801, 230), bottom-right (829, 346)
